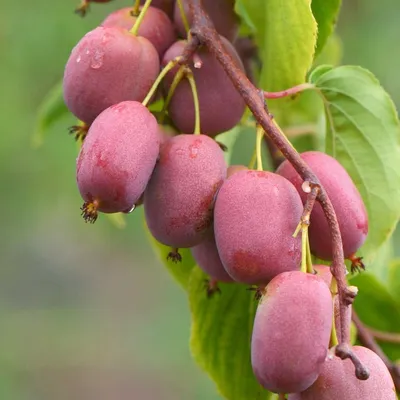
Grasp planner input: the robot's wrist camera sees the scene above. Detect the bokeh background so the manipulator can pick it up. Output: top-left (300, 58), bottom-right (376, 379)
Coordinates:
top-left (1, 0), bottom-right (399, 398)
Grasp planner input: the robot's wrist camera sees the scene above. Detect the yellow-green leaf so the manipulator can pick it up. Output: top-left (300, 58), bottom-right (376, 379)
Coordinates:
top-left (189, 268), bottom-right (272, 400)
top-left (33, 80), bottom-right (69, 147)
top-left (236, 0), bottom-right (317, 91)
top-left (146, 229), bottom-right (196, 290)
top-left (310, 65), bottom-right (400, 262)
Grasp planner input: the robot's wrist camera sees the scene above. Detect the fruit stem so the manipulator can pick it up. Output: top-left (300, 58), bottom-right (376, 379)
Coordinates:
top-left (185, 68), bottom-right (201, 134)
top-left (305, 235), bottom-right (314, 274)
top-left (159, 65), bottom-right (186, 124)
top-left (131, 0), bottom-right (142, 16)
top-left (248, 147), bottom-right (257, 169)
top-left (271, 118), bottom-right (296, 151)
top-left (330, 306), bottom-right (339, 347)
top-left (330, 318), bottom-right (339, 346)
top-left (263, 83), bottom-right (315, 99)
top-left (293, 186), bottom-right (319, 275)
top-left (255, 124), bottom-right (264, 171)
top-left (130, 0), bottom-right (152, 36)
top-left (300, 226), bottom-right (308, 274)
top-left (352, 311), bottom-right (400, 391)
top-left (329, 277), bottom-right (339, 347)
top-left (142, 56), bottom-right (183, 107)
top-left (186, 0), bottom-right (360, 371)
top-left (176, 0), bottom-right (191, 35)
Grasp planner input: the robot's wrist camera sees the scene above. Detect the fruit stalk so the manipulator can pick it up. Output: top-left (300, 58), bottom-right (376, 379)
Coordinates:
top-left (352, 311), bottom-right (400, 391)
top-left (130, 0), bottom-right (153, 35)
top-left (176, 0), bottom-right (190, 34)
top-left (160, 65), bottom-right (186, 123)
top-left (185, 0), bottom-right (355, 362)
top-left (255, 124), bottom-right (264, 171)
top-left (132, 0), bottom-right (142, 16)
top-left (142, 56), bottom-right (183, 107)
top-left (184, 68), bottom-right (201, 134)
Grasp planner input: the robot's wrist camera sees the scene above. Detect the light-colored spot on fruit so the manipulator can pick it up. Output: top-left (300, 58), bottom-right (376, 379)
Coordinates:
top-left (76, 55), bottom-right (81, 63)
top-left (91, 48), bottom-right (104, 69)
top-left (85, 48), bottom-right (90, 55)
top-left (175, 148), bottom-right (185, 156)
top-left (189, 139), bottom-right (202, 158)
top-left (190, 146), bottom-right (199, 158)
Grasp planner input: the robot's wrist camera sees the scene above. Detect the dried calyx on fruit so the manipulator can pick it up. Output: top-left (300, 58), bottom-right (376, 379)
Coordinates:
top-left (59, 1), bottom-right (399, 398)
top-left (76, 101), bottom-right (160, 222)
top-left (75, 0), bottom-right (113, 17)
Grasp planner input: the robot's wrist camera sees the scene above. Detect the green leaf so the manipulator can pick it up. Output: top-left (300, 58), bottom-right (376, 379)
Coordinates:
top-left (311, 0), bottom-right (341, 57)
top-left (388, 259), bottom-right (400, 305)
top-left (235, 0), bottom-right (317, 91)
top-left (365, 238), bottom-right (394, 284)
top-left (215, 125), bottom-right (243, 165)
top-left (310, 65), bottom-right (400, 261)
top-left (32, 80), bottom-right (69, 147)
top-left (308, 64), bottom-right (333, 82)
top-left (350, 273), bottom-right (400, 361)
top-left (146, 229), bottom-right (196, 290)
top-left (105, 213), bottom-right (127, 229)
top-left (189, 268), bottom-right (271, 400)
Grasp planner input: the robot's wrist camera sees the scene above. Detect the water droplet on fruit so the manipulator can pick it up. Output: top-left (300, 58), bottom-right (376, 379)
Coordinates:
top-left (91, 49), bottom-right (104, 69)
top-left (76, 55), bottom-right (81, 63)
top-left (127, 204), bottom-right (136, 213)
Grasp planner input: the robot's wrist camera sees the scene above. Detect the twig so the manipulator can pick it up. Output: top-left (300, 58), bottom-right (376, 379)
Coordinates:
top-left (367, 327), bottom-right (400, 344)
top-left (263, 83), bottom-right (314, 99)
top-left (186, 0), bottom-right (355, 362)
top-left (352, 311), bottom-right (400, 391)
top-left (296, 185), bottom-right (320, 232)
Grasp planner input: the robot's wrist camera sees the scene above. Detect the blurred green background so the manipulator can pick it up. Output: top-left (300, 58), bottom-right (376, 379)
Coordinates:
top-left (1, 0), bottom-right (399, 398)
